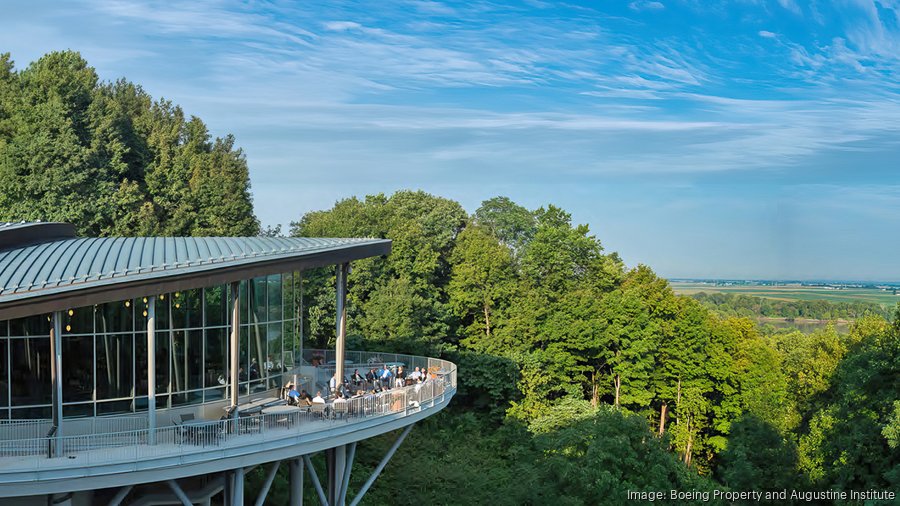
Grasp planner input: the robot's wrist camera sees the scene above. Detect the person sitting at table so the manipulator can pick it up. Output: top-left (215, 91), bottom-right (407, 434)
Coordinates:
top-left (379, 366), bottom-right (393, 390)
top-left (366, 368), bottom-right (376, 386)
top-left (312, 391), bottom-right (325, 404)
top-left (352, 369), bottom-right (364, 386)
top-left (395, 366), bottom-right (406, 387)
top-left (287, 384), bottom-right (301, 405)
top-left (299, 389), bottom-right (313, 406)
top-left (408, 367), bottom-right (421, 382)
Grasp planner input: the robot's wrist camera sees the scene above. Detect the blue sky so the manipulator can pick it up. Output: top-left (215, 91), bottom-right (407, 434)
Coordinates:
top-left (4, 0), bottom-right (900, 280)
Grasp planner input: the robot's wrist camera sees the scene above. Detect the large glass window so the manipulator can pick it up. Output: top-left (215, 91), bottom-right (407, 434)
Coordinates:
top-left (62, 336), bottom-right (93, 402)
top-left (0, 335), bottom-right (8, 408)
top-left (135, 330), bottom-right (148, 396)
top-left (96, 301), bottom-right (133, 334)
top-left (65, 307), bottom-right (93, 334)
top-left (248, 324), bottom-right (266, 392)
top-left (10, 337), bottom-right (51, 407)
top-left (283, 317), bottom-right (295, 369)
top-left (268, 274), bottom-right (282, 322)
top-left (5, 271), bottom-right (302, 417)
top-left (204, 285), bottom-right (227, 327)
top-left (251, 277), bottom-right (267, 325)
top-left (96, 333), bottom-right (133, 400)
top-left (171, 289), bottom-right (202, 329)
top-left (155, 295), bottom-right (170, 330)
top-left (155, 331), bottom-right (170, 395)
top-left (205, 328), bottom-right (227, 389)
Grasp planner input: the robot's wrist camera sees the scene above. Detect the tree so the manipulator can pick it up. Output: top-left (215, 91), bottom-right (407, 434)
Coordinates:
top-left (719, 415), bottom-right (802, 497)
top-left (448, 225), bottom-right (516, 345)
top-left (474, 195), bottom-right (536, 254)
top-left (0, 51), bottom-right (259, 237)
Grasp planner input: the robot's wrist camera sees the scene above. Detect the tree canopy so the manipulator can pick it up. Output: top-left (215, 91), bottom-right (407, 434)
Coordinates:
top-left (0, 51), bottom-right (258, 237)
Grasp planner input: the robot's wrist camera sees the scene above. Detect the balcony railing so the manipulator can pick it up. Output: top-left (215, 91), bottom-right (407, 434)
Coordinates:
top-left (0, 350), bottom-right (456, 468)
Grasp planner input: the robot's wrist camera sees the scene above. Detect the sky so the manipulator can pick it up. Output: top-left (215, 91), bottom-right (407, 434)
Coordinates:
top-left (3, 0), bottom-right (900, 281)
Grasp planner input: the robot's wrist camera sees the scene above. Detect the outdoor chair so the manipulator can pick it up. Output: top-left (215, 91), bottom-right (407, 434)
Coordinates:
top-left (333, 401), bottom-right (349, 421)
top-left (310, 402), bottom-right (327, 420)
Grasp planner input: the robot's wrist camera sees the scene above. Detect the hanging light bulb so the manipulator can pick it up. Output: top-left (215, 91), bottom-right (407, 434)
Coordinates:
top-left (142, 310), bottom-right (148, 317)
top-left (67, 309), bottom-right (74, 317)
top-left (65, 325), bottom-right (71, 332)
top-left (125, 300), bottom-right (131, 308)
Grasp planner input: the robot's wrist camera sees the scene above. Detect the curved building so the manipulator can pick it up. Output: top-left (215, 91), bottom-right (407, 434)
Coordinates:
top-left (0, 222), bottom-right (457, 505)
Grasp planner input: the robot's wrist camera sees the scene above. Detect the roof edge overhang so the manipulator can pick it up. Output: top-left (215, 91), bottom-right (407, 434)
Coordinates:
top-left (0, 223), bottom-right (77, 252)
top-left (0, 239), bottom-right (390, 321)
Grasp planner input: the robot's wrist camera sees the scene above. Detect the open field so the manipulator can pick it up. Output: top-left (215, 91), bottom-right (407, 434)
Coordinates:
top-left (670, 282), bottom-right (900, 307)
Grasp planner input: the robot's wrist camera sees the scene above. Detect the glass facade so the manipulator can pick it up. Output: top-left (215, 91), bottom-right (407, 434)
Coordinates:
top-left (0, 272), bottom-right (304, 420)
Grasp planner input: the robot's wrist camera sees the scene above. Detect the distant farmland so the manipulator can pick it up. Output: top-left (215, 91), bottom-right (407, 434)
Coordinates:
top-left (670, 282), bottom-right (900, 307)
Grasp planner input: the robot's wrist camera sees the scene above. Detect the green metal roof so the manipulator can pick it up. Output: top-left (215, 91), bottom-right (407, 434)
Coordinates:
top-left (0, 224), bottom-right (391, 320)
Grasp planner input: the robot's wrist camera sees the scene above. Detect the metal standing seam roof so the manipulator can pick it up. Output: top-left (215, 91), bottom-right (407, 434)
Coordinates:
top-left (0, 227), bottom-right (391, 320)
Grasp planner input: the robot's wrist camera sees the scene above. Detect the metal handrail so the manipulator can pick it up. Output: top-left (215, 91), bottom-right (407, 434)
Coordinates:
top-left (0, 350), bottom-right (456, 466)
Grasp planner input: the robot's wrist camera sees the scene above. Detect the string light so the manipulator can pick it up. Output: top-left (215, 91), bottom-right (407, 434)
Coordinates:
top-left (67, 309), bottom-right (74, 316)
top-left (125, 301), bottom-right (131, 307)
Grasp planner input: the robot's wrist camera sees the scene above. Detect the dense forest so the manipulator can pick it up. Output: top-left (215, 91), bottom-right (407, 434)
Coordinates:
top-left (289, 192), bottom-right (899, 505)
top-left (0, 51), bottom-right (258, 237)
top-left (1, 52), bottom-right (897, 505)
top-left (692, 292), bottom-right (892, 321)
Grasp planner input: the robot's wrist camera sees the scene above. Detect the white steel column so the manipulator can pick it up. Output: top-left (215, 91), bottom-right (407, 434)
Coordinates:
top-left (233, 467), bottom-right (245, 506)
top-left (230, 282), bottom-right (240, 415)
top-left (50, 311), bottom-right (63, 456)
top-left (147, 296), bottom-right (157, 445)
top-left (298, 272), bottom-right (303, 366)
top-left (290, 457), bottom-right (304, 506)
top-left (335, 263), bottom-right (348, 389)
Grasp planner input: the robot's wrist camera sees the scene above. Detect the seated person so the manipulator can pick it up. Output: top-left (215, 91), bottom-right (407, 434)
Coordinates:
top-left (312, 391), bottom-right (325, 404)
top-left (286, 384), bottom-right (301, 405)
top-left (299, 389), bottom-right (313, 406)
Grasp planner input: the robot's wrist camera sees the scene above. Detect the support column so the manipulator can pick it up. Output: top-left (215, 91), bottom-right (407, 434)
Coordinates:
top-left (147, 296), bottom-right (157, 445)
top-left (290, 457), bottom-right (304, 506)
top-left (50, 311), bottom-right (63, 457)
top-left (233, 467), bottom-right (245, 506)
top-left (298, 272), bottom-right (304, 367)
top-left (230, 282), bottom-right (240, 416)
top-left (329, 445), bottom-right (347, 506)
top-left (335, 263), bottom-right (348, 390)
top-left (339, 442), bottom-right (357, 506)
top-left (349, 425), bottom-right (414, 506)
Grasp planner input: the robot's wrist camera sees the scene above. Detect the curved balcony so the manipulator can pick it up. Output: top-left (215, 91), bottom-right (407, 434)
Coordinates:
top-left (0, 350), bottom-right (457, 498)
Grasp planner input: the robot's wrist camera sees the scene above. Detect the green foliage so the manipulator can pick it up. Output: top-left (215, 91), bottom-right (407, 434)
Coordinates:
top-left (693, 291), bottom-right (891, 321)
top-left (797, 318), bottom-right (899, 494)
top-left (719, 415), bottom-right (802, 499)
top-left (473, 195), bottom-right (536, 253)
top-left (0, 51), bottom-right (258, 236)
top-left (537, 407), bottom-right (723, 506)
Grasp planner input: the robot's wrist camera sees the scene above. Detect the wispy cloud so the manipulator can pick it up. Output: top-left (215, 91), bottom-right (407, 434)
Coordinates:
top-left (629, 1), bottom-right (665, 11)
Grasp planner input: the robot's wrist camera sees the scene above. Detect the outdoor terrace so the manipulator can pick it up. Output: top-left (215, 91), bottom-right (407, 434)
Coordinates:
top-left (0, 350), bottom-right (456, 498)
